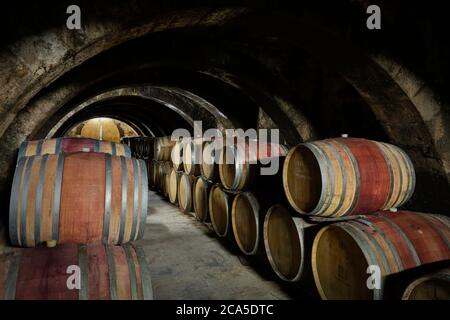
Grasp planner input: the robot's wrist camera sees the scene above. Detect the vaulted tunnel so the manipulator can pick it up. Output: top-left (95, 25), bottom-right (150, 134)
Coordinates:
top-left (0, 0), bottom-right (449, 300)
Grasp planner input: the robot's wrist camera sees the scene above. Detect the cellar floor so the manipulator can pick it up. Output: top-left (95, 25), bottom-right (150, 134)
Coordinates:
top-left (139, 191), bottom-right (307, 300)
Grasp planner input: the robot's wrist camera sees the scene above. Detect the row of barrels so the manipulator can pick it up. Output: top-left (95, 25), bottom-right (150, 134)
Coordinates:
top-left (3, 137), bottom-right (153, 300)
top-left (151, 135), bottom-right (449, 299)
top-left (164, 172), bottom-right (450, 300)
top-left (155, 136), bottom-right (416, 217)
top-left (149, 136), bottom-right (287, 187)
top-left (121, 136), bottom-right (154, 160)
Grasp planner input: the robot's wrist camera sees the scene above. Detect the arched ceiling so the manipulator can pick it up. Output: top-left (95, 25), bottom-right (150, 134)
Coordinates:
top-left (1, 0), bottom-right (450, 220)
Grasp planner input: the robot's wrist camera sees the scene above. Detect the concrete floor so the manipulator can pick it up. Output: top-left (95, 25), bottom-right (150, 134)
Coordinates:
top-left (139, 191), bottom-right (308, 300)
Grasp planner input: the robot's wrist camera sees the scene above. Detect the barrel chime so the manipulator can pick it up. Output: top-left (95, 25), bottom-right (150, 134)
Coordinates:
top-left (3, 137), bottom-right (153, 300)
top-left (152, 133), bottom-right (449, 300)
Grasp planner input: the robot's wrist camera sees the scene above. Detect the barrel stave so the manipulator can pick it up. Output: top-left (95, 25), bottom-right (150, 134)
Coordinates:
top-left (9, 152), bottom-right (148, 247)
top-left (311, 211), bottom-right (450, 299)
top-left (0, 243), bottom-right (153, 300)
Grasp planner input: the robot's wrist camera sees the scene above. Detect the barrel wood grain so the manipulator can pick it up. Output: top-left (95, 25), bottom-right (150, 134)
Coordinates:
top-left (171, 140), bottom-right (185, 171)
top-left (168, 169), bottom-right (183, 204)
top-left (402, 268), bottom-right (450, 300)
top-left (178, 173), bottom-right (195, 213)
top-left (283, 138), bottom-right (416, 217)
top-left (9, 152), bottom-right (148, 247)
top-left (219, 140), bottom-right (288, 191)
top-left (154, 136), bottom-right (176, 161)
top-left (201, 141), bottom-right (220, 182)
top-left (311, 211), bottom-right (450, 300)
top-left (209, 185), bottom-right (236, 238)
top-left (0, 243), bottom-right (153, 300)
top-left (18, 137), bottom-right (131, 160)
top-left (263, 204), bottom-right (321, 283)
top-left (183, 139), bottom-right (202, 176)
top-left (192, 176), bottom-right (212, 223)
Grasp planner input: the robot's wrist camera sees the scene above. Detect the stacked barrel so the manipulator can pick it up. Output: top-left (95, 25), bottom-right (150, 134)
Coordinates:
top-left (274, 137), bottom-right (449, 299)
top-left (121, 136), bottom-right (155, 184)
top-left (150, 136), bottom-right (203, 215)
top-left (155, 135), bottom-right (292, 260)
top-left (149, 137), bottom-right (176, 195)
top-left (2, 137), bottom-right (153, 300)
top-left (215, 137), bottom-right (288, 259)
top-left (153, 134), bottom-right (450, 300)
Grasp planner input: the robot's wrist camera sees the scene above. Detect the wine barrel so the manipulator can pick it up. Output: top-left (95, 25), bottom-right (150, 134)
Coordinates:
top-left (143, 137), bottom-right (155, 160)
top-left (163, 168), bottom-right (171, 199)
top-left (201, 140), bottom-right (220, 182)
top-left (208, 185), bottom-right (236, 238)
top-left (219, 139), bottom-right (288, 191)
top-left (311, 211), bottom-right (450, 299)
top-left (168, 169), bottom-right (183, 204)
top-left (135, 138), bottom-right (143, 158)
top-left (192, 177), bottom-right (212, 223)
top-left (128, 138), bottom-right (137, 157)
top-left (231, 191), bottom-right (268, 255)
top-left (159, 162), bottom-right (172, 197)
top-left (283, 137), bottom-right (416, 217)
top-left (171, 140), bottom-right (185, 171)
top-left (178, 173), bottom-right (195, 213)
top-left (154, 136), bottom-right (175, 161)
top-left (18, 137), bottom-right (131, 160)
top-left (183, 139), bottom-right (202, 176)
top-left (402, 269), bottom-right (450, 300)
top-left (264, 204), bottom-right (320, 282)
top-left (133, 137), bottom-right (154, 160)
top-left (0, 243), bottom-right (153, 300)
top-left (9, 152), bottom-right (148, 247)
top-left (121, 137), bottom-right (131, 147)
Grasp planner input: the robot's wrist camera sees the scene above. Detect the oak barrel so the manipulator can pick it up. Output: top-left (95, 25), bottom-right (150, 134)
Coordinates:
top-left (18, 137), bottom-right (131, 160)
top-left (0, 243), bottom-right (153, 300)
top-left (201, 140), bottom-right (220, 182)
top-left (311, 211), bottom-right (450, 299)
top-left (168, 169), bottom-right (183, 205)
top-left (178, 173), bottom-right (195, 213)
top-left (154, 136), bottom-right (175, 161)
top-left (209, 185), bottom-right (236, 237)
top-left (283, 137), bottom-right (416, 217)
top-left (130, 137), bottom-right (154, 159)
top-left (219, 139), bottom-right (288, 191)
top-left (183, 139), bottom-right (202, 176)
top-left (263, 204), bottom-right (320, 282)
top-left (192, 176), bottom-right (212, 223)
top-left (232, 191), bottom-right (270, 255)
top-left (402, 269), bottom-right (450, 300)
top-left (171, 140), bottom-right (185, 171)
top-left (9, 152), bottom-right (148, 247)
top-left (159, 162), bottom-right (172, 197)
